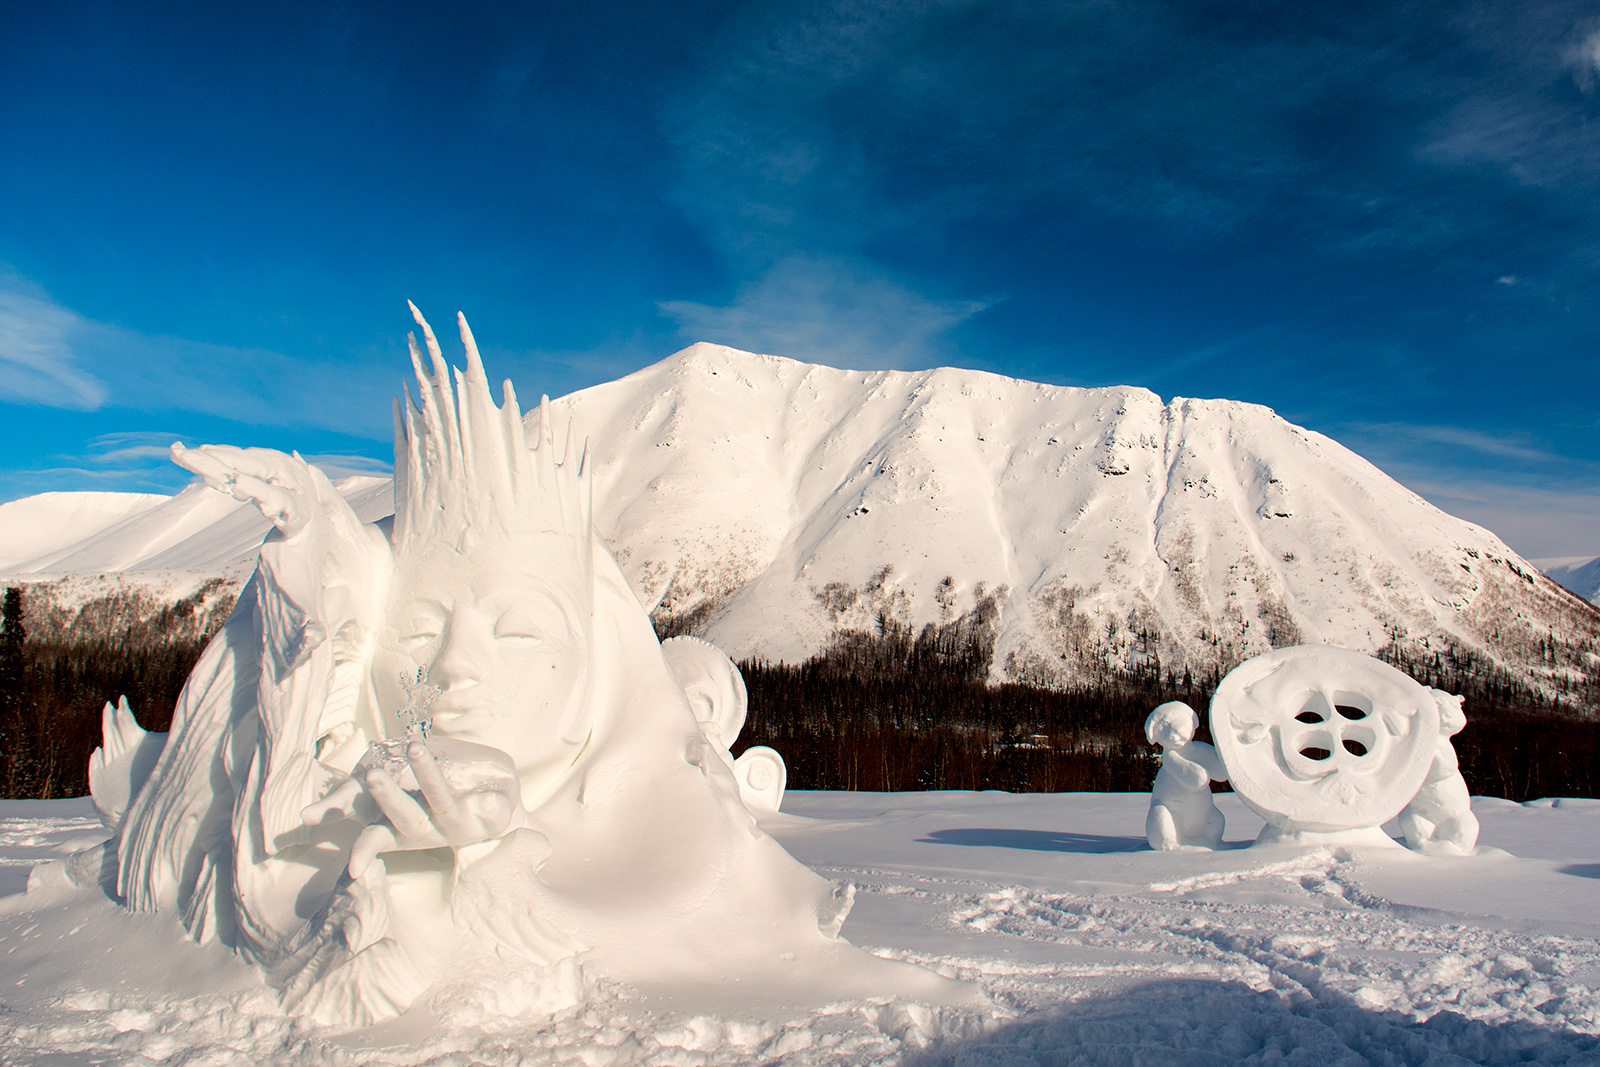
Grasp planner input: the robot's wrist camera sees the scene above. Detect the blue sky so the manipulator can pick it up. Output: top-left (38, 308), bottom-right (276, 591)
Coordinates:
top-left (4, 1), bottom-right (1600, 559)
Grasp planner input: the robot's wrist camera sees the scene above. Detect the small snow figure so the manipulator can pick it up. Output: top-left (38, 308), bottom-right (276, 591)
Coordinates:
top-left (1145, 701), bottom-right (1228, 851)
top-left (1399, 691), bottom-right (1479, 856)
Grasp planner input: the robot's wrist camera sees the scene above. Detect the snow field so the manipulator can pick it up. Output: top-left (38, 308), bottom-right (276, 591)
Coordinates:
top-left (4, 791), bottom-right (1600, 1065)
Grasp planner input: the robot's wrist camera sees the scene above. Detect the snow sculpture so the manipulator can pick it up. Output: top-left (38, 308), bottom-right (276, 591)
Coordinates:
top-left (1210, 645), bottom-right (1466, 847)
top-left (733, 746), bottom-right (788, 813)
top-left (660, 635), bottom-right (788, 813)
top-left (1398, 691), bottom-right (1480, 855)
top-left (88, 696), bottom-right (165, 834)
top-left (1143, 701), bottom-right (1226, 850)
top-left (87, 305), bottom-right (961, 1025)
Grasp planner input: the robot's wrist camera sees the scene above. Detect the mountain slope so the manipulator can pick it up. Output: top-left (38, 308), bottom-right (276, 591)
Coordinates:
top-left (2, 345), bottom-right (1595, 703)
top-left (556, 344), bottom-right (1599, 700)
top-left (0, 492), bottom-right (169, 571)
top-left (0, 477), bottom-right (395, 606)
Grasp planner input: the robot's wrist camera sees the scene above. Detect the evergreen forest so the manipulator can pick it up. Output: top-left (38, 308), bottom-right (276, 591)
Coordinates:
top-left (2, 583), bottom-right (1597, 803)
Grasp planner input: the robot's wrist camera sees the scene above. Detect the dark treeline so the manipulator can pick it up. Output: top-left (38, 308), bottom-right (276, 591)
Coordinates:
top-left (3, 580), bottom-right (1599, 802)
top-left (0, 582), bottom-right (234, 798)
top-left (732, 603), bottom-right (1189, 793)
top-left (735, 646), bottom-right (1165, 793)
top-left (1377, 637), bottom-right (1600, 801)
top-left (733, 611), bottom-right (1600, 802)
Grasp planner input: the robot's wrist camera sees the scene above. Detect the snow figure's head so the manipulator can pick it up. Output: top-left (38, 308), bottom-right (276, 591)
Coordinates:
top-left (1145, 701), bottom-right (1197, 749)
top-left (374, 303), bottom-right (595, 793)
top-left (1433, 690), bottom-right (1466, 737)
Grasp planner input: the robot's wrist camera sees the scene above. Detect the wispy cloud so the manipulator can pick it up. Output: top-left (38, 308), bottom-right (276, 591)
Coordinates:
top-left (1326, 417), bottom-right (1600, 558)
top-left (0, 274), bottom-right (108, 408)
top-left (298, 453), bottom-right (393, 479)
top-left (85, 431), bottom-right (187, 467)
top-left (0, 271), bottom-right (397, 436)
top-left (1566, 24), bottom-right (1600, 90)
top-left (665, 0), bottom-right (1600, 275)
top-left (1351, 422), bottom-right (1570, 465)
top-left (660, 255), bottom-right (988, 370)
top-left (1396, 476), bottom-right (1600, 561)
top-left (1, 431), bottom-right (199, 498)
top-left (0, 432), bottom-right (396, 503)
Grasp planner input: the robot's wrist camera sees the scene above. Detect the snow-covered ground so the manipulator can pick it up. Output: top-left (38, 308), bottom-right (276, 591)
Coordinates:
top-left (5, 790), bottom-right (1600, 1065)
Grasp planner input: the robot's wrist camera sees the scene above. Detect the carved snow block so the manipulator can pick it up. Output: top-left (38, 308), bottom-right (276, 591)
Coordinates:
top-left (1211, 645), bottom-right (1440, 838)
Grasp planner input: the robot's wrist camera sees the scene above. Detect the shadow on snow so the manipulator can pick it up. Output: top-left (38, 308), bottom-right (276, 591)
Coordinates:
top-left (917, 827), bottom-right (1146, 854)
top-left (905, 977), bottom-right (1600, 1066)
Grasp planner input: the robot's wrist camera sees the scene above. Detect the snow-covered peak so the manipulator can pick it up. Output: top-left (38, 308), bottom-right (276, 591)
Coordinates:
top-left (550, 345), bottom-right (1593, 697)
top-left (1, 346), bottom-right (1592, 702)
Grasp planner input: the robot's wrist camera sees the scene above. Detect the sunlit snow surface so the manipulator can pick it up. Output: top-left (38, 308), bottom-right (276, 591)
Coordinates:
top-left (5, 791), bottom-right (1600, 1065)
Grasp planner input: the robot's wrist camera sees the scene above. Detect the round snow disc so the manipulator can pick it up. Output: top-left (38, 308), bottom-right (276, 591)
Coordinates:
top-left (733, 746), bottom-right (787, 813)
top-left (1209, 645), bottom-right (1439, 833)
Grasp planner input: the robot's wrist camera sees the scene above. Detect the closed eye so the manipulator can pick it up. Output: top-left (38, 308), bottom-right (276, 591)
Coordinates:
top-left (495, 612), bottom-right (544, 643)
top-left (399, 618), bottom-right (442, 649)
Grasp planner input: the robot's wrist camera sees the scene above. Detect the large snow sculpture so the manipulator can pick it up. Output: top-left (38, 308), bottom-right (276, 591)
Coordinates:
top-left (1209, 645), bottom-right (1468, 848)
top-left (1143, 701), bottom-right (1227, 850)
top-left (88, 306), bottom-right (961, 1025)
top-left (1398, 691), bottom-right (1480, 855)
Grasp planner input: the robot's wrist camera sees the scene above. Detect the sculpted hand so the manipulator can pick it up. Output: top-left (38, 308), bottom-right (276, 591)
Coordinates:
top-left (172, 443), bottom-right (322, 536)
top-left (305, 738), bottom-right (529, 878)
top-left (173, 441), bottom-right (389, 642)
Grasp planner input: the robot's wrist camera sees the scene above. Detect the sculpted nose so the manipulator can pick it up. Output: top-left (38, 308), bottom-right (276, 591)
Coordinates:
top-left (430, 606), bottom-right (488, 690)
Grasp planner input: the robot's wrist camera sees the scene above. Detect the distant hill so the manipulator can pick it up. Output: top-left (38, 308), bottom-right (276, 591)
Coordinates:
top-left (1538, 556), bottom-right (1600, 606)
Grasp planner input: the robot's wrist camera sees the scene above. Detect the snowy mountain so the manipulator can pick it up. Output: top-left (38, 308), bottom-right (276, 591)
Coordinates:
top-left (0, 492), bottom-right (169, 572)
top-left (1539, 556), bottom-right (1600, 605)
top-left (561, 345), bottom-right (1600, 700)
top-left (3, 344), bottom-right (1597, 702)
top-left (0, 477), bottom-right (394, 603)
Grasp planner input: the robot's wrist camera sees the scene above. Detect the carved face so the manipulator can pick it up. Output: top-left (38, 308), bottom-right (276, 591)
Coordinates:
top-left (1145, 701), bottom-right (1197, 749)
top-left (1210, 646), bottom-right (1440, 832)
top-left (372, 541), bottom-right (591, 788)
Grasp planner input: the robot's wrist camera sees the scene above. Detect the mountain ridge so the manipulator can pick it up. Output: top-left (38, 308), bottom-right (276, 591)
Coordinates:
top-left (3, 344), bottom-right (1596, 706)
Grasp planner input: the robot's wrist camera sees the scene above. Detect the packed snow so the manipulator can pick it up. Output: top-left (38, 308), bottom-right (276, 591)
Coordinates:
top-left (6, 790), bottom-right (1600, 1064)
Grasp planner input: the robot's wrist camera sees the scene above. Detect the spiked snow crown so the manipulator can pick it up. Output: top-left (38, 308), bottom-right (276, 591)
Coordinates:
top-left (392, 303), bottom-right (592, 579)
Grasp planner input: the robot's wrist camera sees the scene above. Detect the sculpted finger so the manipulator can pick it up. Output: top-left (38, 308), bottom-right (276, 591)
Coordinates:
top-left (175, 444), bottom-right (306, 531)
top-left (171, 443), bottom-right (240, 494)
top-left (348, 823), bottom-right (399, 878)
top-left (364, 767), bottom-right (438, 841)
top-left (407, 742), bottom-right (457, 817)
top-left (227, 469), bottom-right (298, 515)
top-left (201, 444), bottom-right (300, 485)
top-left (302, 778), bottom-right (363, 826)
